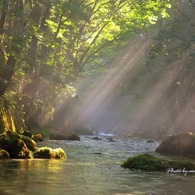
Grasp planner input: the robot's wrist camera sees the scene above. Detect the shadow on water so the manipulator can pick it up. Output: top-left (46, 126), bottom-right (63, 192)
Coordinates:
top-left (0, 136), bottom-right (195, 195)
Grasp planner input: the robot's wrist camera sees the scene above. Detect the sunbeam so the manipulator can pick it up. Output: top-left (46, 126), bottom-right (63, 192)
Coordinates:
top-left (77, 34), bottom-right (155, 133)
top-left (76, 32), bottom-right (195, 137)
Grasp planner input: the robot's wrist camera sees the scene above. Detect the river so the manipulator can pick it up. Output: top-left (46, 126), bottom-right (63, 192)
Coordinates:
top-left (0, 135), bottom-right (195, 195)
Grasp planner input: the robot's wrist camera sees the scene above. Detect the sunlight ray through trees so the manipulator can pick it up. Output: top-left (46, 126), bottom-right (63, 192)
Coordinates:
top-left (1, 0), bottom-right (194, 138)
top-left (79, 34), bottom-right (156, 132)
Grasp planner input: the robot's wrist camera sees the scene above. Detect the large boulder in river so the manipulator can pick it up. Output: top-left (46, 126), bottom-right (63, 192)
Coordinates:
top-left (156, 132), bottom-right (195, 158)
top-left (121, 153), bottom-right (195, 171)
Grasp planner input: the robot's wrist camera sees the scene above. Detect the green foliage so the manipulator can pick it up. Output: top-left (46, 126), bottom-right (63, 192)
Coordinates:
top-left (0, 0), bottom-right (171, 132)
top-left (42, 0), bottom-right (171, 77)
top-left (145, 2), bottom-right (195, 122)
top-left (115, 1), bottom-right (195, 133)
top-left (31, 96), bottom-right (46, 111)
top-left (0, 0), bottom-right (171, 83)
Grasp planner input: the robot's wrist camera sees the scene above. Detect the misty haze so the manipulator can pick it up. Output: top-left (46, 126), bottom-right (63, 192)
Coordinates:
top-left (0, 0), bottom-right (195, 195)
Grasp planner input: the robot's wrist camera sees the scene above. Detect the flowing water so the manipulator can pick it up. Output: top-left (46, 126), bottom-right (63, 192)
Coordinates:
top-left (0, 135), bottom-right (195, 195)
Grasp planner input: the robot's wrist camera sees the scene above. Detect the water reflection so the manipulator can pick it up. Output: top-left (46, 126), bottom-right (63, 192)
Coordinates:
top-left (0, 136), bottom-right (195, 195)
top-left (0, 159), bottom-right (65, 173)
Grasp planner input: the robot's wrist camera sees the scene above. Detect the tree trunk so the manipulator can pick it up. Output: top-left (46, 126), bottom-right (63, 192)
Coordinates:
top-left (0, 0), bottom-right (25, 97)
top-left (0, 56), bottom-right (17, 97)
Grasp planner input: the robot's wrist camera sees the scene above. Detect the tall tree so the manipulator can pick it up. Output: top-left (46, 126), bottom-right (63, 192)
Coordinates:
top-left (0, 0), bottom-right (26, 96)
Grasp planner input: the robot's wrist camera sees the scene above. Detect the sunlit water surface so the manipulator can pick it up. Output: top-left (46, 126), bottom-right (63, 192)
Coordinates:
top-left (0, 135), bottom-right (195, 195)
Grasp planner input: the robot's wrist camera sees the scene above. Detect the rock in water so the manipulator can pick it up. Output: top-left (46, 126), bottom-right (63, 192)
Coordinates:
top-left (156, 132), bottom-right (195, 158)
top-left (0, 131), bottom-right (34, 158)
top-left (121, 153), bottom-right (195, 171)
top-left (31, 134), bottom-right (43, 142)
top-left (146, 139), bottom-right (154, 143)
top-left (0, 130), bottom-right (67, 160)
top-left (50, 132), bottom-right (80, 141)
top-left (34, 147), bottom-right (67, 159)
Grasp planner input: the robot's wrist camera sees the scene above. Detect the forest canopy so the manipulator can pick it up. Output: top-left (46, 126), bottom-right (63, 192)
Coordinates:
top-left (0, 0), bottom-right (194, 138)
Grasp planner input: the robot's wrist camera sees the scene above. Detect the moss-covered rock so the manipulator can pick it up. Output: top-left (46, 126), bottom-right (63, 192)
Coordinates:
top-left (34, 147), bottom-right (67, 159)
top-left (21, 131), bottom-right (43, 142)
top-left (121, 153), bottom-right (195, 171)
top-left (50, 132), bottom-right (80, 141)
top-left (34, 147), bottom-right (53, 159)
top-left (0, 131), bottom-right (33, 158)
top-left (156, 132), bottom-right (195, 158)
top-left (31, 134), bottom-right (43, 142)
top-left (22, 130), bottom-right (32, 138)
top-left (20, 134), bottom-right (36, 151)
top-left (0, 130), bottom-right (67, 160)
top-left (53, 148), bottom-right (67, 159)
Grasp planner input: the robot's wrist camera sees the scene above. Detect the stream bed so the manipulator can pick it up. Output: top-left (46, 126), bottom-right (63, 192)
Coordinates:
top-left (0, 135), bottom-right (195, 195)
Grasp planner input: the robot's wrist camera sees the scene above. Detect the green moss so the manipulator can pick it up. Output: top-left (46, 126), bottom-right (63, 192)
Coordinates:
top-left (0, 131), bottom-right (34, 158)
top-left (0, 131), bottom-right (66, 159)
top-left (168, 160), bottom-right (195, 170)
top-left (31, 134), bottom-right (43, 142)
top-left (20, 135), bottom-right (36, 151)
top-left (121, 153), bottom-right (195, 171)
top-left (34, 147), bottom-right (53, 159)
top-left (53, 148), bottom-right (67, 159)
top-left (34, 147), bottom-right (67, 159)
top-left (2, 130), bottom-right (36, 150)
